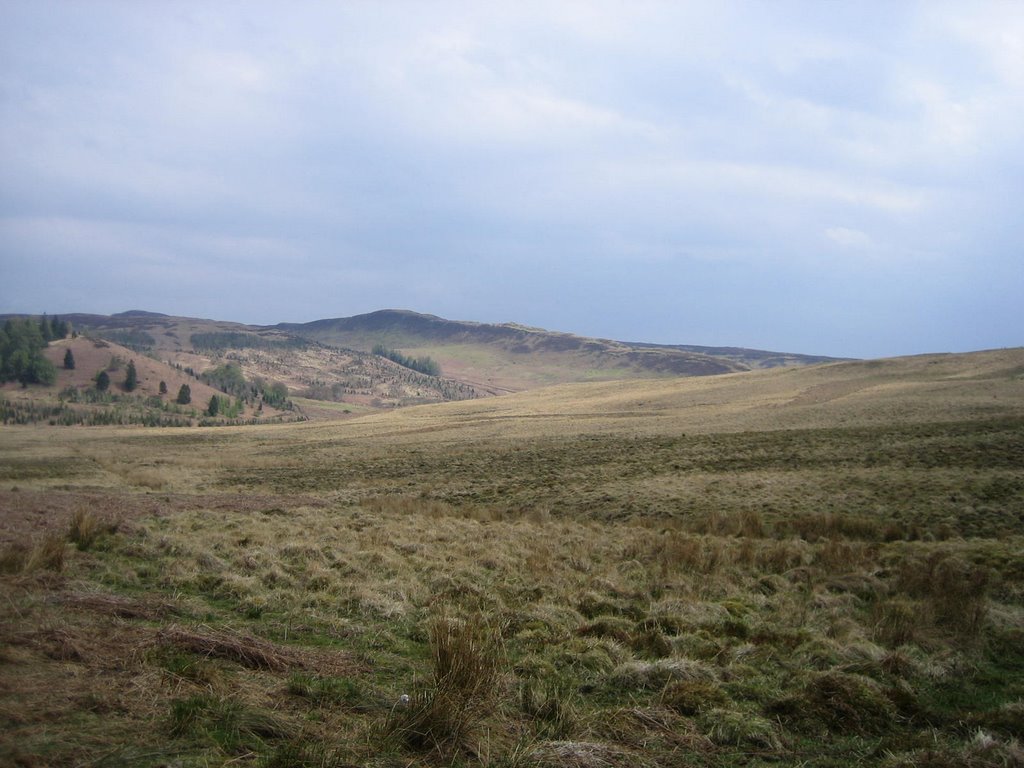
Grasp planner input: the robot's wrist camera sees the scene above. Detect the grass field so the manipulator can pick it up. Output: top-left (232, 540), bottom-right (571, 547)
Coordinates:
top-left (1, 350), bottom-right (1023, 767)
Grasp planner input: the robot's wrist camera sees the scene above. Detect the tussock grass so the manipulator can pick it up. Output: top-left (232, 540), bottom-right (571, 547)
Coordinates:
top-left (383, 613), bottom-right (505, 754)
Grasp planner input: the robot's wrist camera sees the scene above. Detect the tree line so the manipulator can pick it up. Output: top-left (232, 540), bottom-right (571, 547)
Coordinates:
top-left (371, 343), bottom-right (441, 377)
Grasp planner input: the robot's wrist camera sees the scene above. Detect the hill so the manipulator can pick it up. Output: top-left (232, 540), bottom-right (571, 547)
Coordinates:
top-left (277, 309), bottom-right (843, 393)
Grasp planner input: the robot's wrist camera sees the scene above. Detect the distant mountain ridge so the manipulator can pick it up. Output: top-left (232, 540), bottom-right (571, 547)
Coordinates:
top-left (278, 309), bottom-right (840, 366)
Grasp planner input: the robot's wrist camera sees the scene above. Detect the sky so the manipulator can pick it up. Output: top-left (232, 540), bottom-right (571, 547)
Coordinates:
top-left (1, 1), bottom-right (1021, 358)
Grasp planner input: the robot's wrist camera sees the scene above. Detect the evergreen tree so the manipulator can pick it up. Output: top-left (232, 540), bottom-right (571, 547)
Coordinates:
top-left (159, 381), bottom-right (168, 395)
top-left (96, 370), bottom-right (110, 391)
top-left (124, 360), bottom-right (138, 391)
top-left (207, 395), bottom-right (220, 417)
top-left (176, 384), bottom-right (191, 405)
top-left (0, 319), bottom-right (54, 385)
top-left (64, 349), bottom-right (75, 370)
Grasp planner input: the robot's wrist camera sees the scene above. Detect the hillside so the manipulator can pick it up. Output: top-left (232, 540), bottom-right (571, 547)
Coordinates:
top-left (277, 309), bottom-right (843, 393)
top-left (4, 312), bottom-right (484, 412)
top-left (0, 334), bottom-right (295, 426)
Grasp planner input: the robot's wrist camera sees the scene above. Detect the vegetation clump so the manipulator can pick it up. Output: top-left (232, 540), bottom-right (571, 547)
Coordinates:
top-left (372, 343), bottom-right (441, 376)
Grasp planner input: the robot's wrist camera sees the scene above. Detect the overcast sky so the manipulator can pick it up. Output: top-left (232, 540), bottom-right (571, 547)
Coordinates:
top-left (1, 1), bottom-right (1021, 358)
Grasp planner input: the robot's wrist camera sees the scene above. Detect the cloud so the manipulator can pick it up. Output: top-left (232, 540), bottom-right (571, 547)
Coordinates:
top-left (1, 1), bottom-right (1021, 357)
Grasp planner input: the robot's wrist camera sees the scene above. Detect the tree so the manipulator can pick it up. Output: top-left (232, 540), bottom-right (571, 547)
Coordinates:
top-left (207, 395), bottom-right (220, 417)
top-left (159, 381), bottom-right (168, 395)
top-left (96, 370), bottom-right (110, 391)
top-left (124, 360), bottom-right (138, 392)
top-left (52, 317), bottom-right (69, 339)
top-left (176, 384), bottom-right (191, 405)
top-left (0, 318), bottom-right (53, 385)
top-left (64, 349), bottom-right (75, 370)
top-left (25, 355), bottom-right (56, 386)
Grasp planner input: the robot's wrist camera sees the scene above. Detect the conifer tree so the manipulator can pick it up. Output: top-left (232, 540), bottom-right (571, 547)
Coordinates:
top-left (176, 384), bottom-right (191, 405)
top-left (64, 349), bottom-right (75, 370)
top-left (96, 370), bottom-right (110, 391)
top-left (124, 360), bottom-right (138, 391)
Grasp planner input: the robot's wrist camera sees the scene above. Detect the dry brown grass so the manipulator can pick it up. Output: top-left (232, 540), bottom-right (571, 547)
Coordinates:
top-left (0, 348), bottom-right (1021, 766)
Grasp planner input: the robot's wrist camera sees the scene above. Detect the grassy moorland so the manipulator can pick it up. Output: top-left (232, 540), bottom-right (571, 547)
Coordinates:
top-left (1, 349), bottom-right (1022, 767)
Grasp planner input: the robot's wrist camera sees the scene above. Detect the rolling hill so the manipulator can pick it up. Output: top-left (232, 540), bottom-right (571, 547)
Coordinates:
top-left (2, 309), bottom-right (845, 419)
